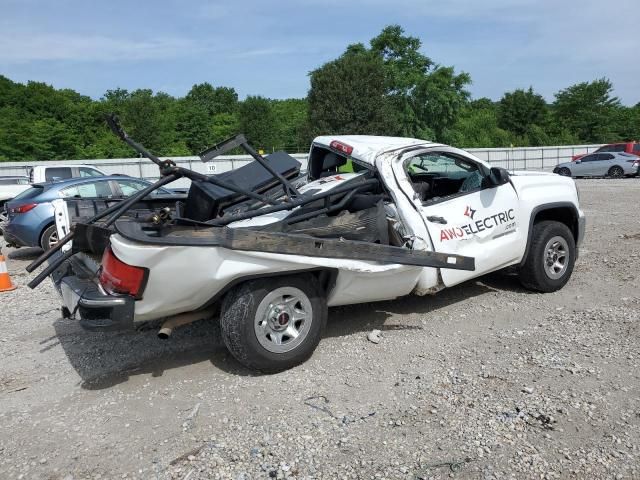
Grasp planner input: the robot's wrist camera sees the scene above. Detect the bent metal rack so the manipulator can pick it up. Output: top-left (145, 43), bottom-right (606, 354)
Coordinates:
top-left (26, 115), bottom-right (475, 290)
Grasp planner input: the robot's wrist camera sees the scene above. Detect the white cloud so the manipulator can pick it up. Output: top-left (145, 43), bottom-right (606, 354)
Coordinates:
top-left (0, 29), bottom-right (314, 65)
top-left (230, 47), bottom-right (297, 58)
top-left (0, 32), bottom-right (197, 63)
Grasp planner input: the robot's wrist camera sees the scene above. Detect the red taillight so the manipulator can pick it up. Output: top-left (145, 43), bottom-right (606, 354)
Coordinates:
top-left (99, 247), bottom-right (147, 298)
top-left (10, 203), bottom-right (37, 214)
top-left (330, 140), bottom-right (354, 155)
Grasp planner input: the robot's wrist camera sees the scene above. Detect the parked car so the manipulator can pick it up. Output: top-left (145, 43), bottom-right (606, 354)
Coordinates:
top-left (572, 142), bottom-right (640, 161)
top-left (0, 176), bottom-right (30, 233)
top-left (28, 164), bottom-right (107, 183)
top-left (3, 176), bottom-right (175, 250)
top-left (42, 134), bottom-right (585, 372)
top-left (554, 152), bottom-right (640, 178)
top-left (1, 165), bottom-right (107, 215)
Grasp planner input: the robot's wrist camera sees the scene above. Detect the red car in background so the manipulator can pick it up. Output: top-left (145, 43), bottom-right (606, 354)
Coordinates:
top-left (573, 142), bottom-right (640, 161)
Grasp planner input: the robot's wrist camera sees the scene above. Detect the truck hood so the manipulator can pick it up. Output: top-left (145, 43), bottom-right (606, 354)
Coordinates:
top-left (509, 170), bottom-right (556, 176)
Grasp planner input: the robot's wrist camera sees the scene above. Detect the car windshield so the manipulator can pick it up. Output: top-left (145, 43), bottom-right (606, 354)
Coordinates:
top-left (12, 185), bottom-right (44, 200)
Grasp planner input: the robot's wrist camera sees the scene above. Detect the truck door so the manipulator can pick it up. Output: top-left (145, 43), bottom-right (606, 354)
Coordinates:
top-left (403, 151), bottom-right (522, 287)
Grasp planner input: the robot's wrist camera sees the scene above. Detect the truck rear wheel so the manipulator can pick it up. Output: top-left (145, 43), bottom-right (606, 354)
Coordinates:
top-left (519, 220), bottom-right (575, 292)
top-left (220, 274), bottom-right (327, 372)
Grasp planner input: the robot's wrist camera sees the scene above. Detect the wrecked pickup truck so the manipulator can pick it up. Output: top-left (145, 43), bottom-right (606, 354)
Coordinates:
top-left (27, 118), bottom-right (585, 372)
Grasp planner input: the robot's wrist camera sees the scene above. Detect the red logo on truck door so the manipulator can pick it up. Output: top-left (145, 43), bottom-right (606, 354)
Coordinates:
top-left (463, 205), bottom-right (476, 219)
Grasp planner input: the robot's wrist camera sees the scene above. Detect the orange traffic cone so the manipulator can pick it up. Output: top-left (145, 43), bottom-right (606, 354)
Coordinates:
top-left (0, 250), bottom-right (17, 292)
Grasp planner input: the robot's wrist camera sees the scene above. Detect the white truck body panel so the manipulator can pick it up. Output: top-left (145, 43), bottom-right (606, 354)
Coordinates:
top-left (110, 234), bottom-right (422, 321)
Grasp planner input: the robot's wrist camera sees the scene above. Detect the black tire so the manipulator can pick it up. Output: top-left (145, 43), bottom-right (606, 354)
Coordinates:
top-left (608, 166), bottom-right (624, 178)
top-left (519, 221), bottom-right (576, 293)
top-left (557, 167), bottom-right (571, 177)
top-left (40, 224), bottom-right (59, 251)
top-left (220, 274), bottom-right (327, 372)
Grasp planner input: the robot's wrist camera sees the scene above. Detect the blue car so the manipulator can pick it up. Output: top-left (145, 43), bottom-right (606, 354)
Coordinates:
top-left (4, 176), bottom-right (174, 250)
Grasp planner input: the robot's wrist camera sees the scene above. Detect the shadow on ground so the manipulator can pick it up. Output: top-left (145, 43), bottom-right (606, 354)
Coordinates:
top-left (52, 271), bottom-right (532, 389)
top-left (7, 247), bottom-right (42, 260)
top-left (53, 317), bottom-right (258, 390)
top-left (324, 271), bottom-right (532, 338)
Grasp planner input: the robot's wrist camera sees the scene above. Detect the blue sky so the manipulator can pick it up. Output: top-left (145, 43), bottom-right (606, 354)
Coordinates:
top-left (1, 0), bottom-right (638, 104)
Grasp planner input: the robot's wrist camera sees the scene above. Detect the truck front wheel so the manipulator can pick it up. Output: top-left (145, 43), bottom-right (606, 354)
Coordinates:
top-left (519, 220), bottom-right (576, 292)
top-left (220, 274), bottom-right (327, 372)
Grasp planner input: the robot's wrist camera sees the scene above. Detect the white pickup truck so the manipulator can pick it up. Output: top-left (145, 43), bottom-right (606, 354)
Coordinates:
top-left (34, 135), bottom-right (585, 372)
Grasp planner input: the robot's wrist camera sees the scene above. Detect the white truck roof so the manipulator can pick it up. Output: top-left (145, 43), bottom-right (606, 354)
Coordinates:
top-left (312, 135), bottom-right (440, 167)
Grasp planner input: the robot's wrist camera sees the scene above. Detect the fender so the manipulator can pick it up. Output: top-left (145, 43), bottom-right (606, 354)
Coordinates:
top-left (198, 268), bottom-right (339, 312)
top-left (520, 201), bottom-right (580, 267)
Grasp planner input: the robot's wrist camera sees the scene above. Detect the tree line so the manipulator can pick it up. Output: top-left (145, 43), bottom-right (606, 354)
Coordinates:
top-left (1, 25), bottom-right (638, 162)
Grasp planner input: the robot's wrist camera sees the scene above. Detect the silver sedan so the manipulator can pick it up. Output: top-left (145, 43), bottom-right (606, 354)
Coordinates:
top-left (554, 152), bottom-right (640, 178)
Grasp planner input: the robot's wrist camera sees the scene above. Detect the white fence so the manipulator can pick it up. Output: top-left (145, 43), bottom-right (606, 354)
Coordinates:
top-left (466, 144), bottom-right (603, 171)
top-left (0, 144), bottom-right (603, 187)
top-left (0, 154), bottom-right (308, 189)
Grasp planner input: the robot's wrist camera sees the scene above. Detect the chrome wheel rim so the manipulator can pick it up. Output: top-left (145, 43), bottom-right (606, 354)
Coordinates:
top-left (559, 168), bottom-right (571, 176)
top-left (543, 236), bottom-right (569, 280)
top-left (48, 230), bottom-right (59, 249)
top-left (254, 287), bottom-right (313, 354)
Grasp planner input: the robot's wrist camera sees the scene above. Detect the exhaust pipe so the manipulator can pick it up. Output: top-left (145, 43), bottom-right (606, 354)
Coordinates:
top-left (158, 307), bottom-right (216, 339)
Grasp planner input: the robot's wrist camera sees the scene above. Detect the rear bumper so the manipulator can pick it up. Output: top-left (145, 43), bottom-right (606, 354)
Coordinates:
top-left (2, 230), bottom-right (21, 246)
top-left (51, 255), bottom-right (135, 331)
top-left (2, 224), bottom-right (30, 247)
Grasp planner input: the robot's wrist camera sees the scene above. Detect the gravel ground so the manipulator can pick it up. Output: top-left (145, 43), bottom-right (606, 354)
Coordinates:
top-left (0, 178), bottom-right (638, 480)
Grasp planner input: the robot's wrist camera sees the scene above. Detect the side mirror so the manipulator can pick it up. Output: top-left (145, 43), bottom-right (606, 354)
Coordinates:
top-left (487, 167), bottom-right (510, 187)
top-left (575, 160), bottom-right (581, 164)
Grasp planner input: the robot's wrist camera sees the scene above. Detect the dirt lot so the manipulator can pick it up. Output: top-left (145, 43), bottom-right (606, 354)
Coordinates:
top-left (0, 178), bottom-right (638, 480)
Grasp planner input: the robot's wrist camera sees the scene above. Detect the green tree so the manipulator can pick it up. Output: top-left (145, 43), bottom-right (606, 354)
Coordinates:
top-left (307, 49), bottom-right (396, 138)
top-left (307, 25), bottom-right (470, 141)
top-left (175, 83), bottom-right (239, 153)
top-left (185, 83), bottom-right (238, 116)
top-left (369, 25), bottom-right (432, 96)
top-left (239, 96), bottom-right (278, 150)
top-left (271, 98), bottom-right (308, 151)
top-left (211, 112), bottom-right (241, 142)
top-left (412, 65), bottom-right (470, 140)
top-left (371, 25), bottom-right (470, 140)
top-left (445, 105), bottom-right (514, 148)
top-left (498, 87), bottom-right (548, 137)
top-left (612, 104), bottom-right (640, 141)
top-left (552, 78), bottom-right (621, 142)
